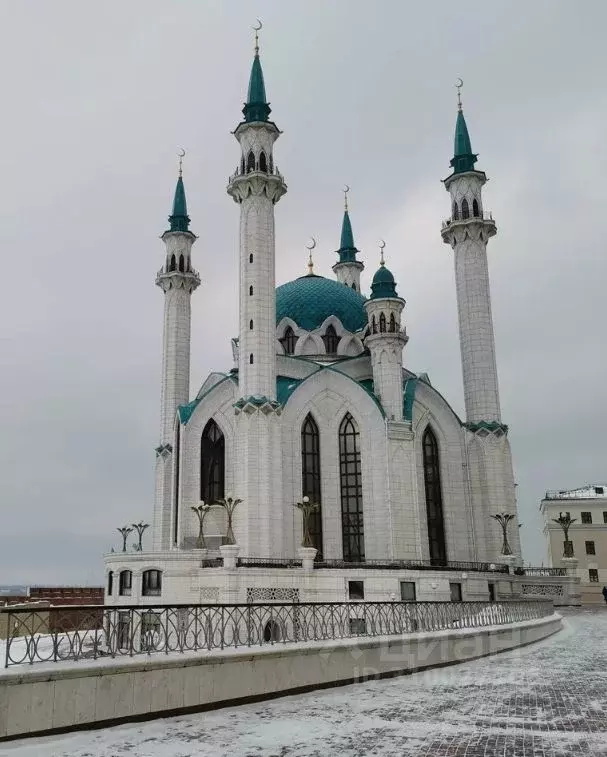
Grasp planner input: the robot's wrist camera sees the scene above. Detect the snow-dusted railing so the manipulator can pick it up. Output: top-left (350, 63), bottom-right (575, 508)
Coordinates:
top-left (1, 600), bottom-right (553, 669)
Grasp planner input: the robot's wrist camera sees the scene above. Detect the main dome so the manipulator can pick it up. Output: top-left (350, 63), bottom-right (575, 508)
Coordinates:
top-left (276, 274), bottom-right (367, 332)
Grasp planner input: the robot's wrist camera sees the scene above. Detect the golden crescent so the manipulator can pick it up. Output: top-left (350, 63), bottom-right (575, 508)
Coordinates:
top-left (456, 77), bottom-right (463, 88)
top-left (178, 148), bottom-right (186, 158)
top-left (379, 239), bottom-right (386, 250)
top-left (253, 19), bottom-right (262, 31)
top-left (343, 184), bottom-right (350, 194)
top-left (306, 237), bottom-right (317, 251)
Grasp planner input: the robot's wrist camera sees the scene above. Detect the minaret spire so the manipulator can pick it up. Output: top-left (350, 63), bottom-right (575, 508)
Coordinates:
top-left (243, 20), bottom-right (271, 123)
top-left (333, 186), bottom-right (364, 291)
top-left (450, 79), bottom-right (478, 174)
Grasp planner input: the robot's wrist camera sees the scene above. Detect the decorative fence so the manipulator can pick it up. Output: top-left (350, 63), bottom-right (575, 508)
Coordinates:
top-left (2, 600), bottom-right (553, 668)
top-left (199, 557), bottom-right (511, 573)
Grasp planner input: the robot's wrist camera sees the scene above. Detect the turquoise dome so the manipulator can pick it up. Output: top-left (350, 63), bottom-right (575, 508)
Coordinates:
top-left (370, 265), bottom-right (398, 299)
top-left (276, 274), bottom-right (367, 332)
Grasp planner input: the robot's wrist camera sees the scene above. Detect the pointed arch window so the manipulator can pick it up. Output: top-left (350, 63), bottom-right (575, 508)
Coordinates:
top-left (379, 313), bottom-right (387, 333)
top-left (389, 313), bottom-right (397, 333)
top-left (302, 414), bottom-right (323, 558)
top-left (422, 427), bottom-right (447, 565)
top-left (281, 326), bottom-right (298, 355)
top-left (246, 151), bottom-right (255, 173)
top-left (461, 199), bottom-right (470, 219)
top-left (452, 202), bottom-right (459, 220)
top-left (322, 324), bottom-right (340, 354)
top-left (259, 151), bottom-right (268, 173)
top-left (472, 199), bottom-right (480, 217)
top-left (371, 315), bottom-right (377, 334)
top-left (178, 255), bottom-right (185, 273)
top-left (200, 419), bottom-right (225, 503)
top-left (339, 413), bottom-right (364, 562)
top-left (351, 283), bottom-right (357, 291)
top-left (169, 254), bottom-right (176, 272)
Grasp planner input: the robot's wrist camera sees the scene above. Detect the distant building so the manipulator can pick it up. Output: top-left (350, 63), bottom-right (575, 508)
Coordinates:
top-left (541, 485), bottom-right (607, 604)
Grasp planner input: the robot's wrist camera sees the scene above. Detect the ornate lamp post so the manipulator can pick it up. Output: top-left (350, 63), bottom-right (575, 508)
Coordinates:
top-left (131, 521), bottom-right (149, 552)
top-left (552, 512), bottom-right (576, 557)
top-left (117, 526), bottom-right (134, 553)
top-left (215, 496), bottom-right (243, 546)
top-left (490, 512), bottom-right (516, 556)
top-left (191, 503), bottom-right (213, 549)
top-left (294, 496), bottom-right (320, 548)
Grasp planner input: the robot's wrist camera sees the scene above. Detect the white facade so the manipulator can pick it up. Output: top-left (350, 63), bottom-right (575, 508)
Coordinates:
top-left (105, 45), bottom-right (525, 605)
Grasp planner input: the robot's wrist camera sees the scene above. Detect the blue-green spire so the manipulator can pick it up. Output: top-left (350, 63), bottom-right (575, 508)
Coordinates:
top-left (370, 260), bottom-right (398, 299)
top-left (450, 107), bottom-right (478, 174)
top-left (242, 35), bottom-right (271, 123)
top-left (336, 190), bottom-right (359, 263)
top-left (168, 173), bottom-right (190, 233)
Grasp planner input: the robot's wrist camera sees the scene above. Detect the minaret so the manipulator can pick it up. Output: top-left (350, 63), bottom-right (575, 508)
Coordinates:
top-left (440, 84), bottom-right (500, 424)
top-left (227, 26), bottom-right (287, 400)
top-left (364, 243), bottom-right (408, 421)
top-left (153, 157), bottom-right (200, 550)
top-left (332, 187), bottom-right (364, 292)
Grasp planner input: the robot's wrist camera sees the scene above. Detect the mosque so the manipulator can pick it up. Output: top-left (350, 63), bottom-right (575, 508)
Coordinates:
top-left (105, 32), bottom-right (522, 606)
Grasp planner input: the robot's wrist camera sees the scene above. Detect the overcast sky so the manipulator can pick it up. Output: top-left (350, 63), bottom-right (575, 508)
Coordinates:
top-left (1, 0), bottom-right (606, 584)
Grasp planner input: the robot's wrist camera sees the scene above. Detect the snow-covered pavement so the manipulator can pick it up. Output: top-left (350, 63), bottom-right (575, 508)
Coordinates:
top-left (2, 608), bottom-right (606, 757)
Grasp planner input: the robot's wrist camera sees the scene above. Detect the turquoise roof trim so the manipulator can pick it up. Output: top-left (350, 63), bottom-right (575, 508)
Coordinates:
top-left (450, 110), bottom-right (478, 174)
top-left (403, 377), bottom-right (417, 421)
top-left (178, 375), bottom-right (233, 424)
top-left (370, 264), bottom-right (398, 299)
top-left (277, 375), bottom-right (303, 405)
top-left (464, 420), bottom-right (509, 434)
top-left (276, 274), bottom-right (367, 332)
top-left (168, 176), bottom-right (190, 232)
top-left (336, 210), bottom-right (359, 263)
top-left (243, 53), bottom-right (271, 123)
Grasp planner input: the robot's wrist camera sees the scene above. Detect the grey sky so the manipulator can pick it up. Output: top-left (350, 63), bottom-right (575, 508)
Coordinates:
top-left (1, 0), bottom-right (606, 584)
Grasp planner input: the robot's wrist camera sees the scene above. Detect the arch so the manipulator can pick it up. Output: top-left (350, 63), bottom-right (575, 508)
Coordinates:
top-left (379, 312), bottom-right (387, 333)
top-left (169, 254), bottom-right (176, 272)
top-left (422, 426), bottom-right (447, 564)
top-left (322, 324), bottom-right (340, 354)
top-left (200, 419), bottom-right (225, 503)
top-left (280, 326), bottom-right (298, 355)
top-left (107, 571), bottom-right (113, 596)
top-left (249, 353), bottom-right (254, 364)
top-left (461, 198), bottom-right (470, 220)
top-left (249, 319), bottom-right (254, 330)
top-left (372, 315), bottom-right (377, 334)
top-left (389, 313), bottom-right (397, 333)
top-left (259, 151), bottom-right (268, 173)
top-left (263, 619), bottom-right (281, 642)
top-left (249, 253), bottom-right (253, 263)
top-left (249, 285), bottom-right (254, 296)
top-left (178, 255), bottom-right (185, 273)
top-left (452, 201), bottom-right (459, 220)
top-left (351, 282), bottom-right (357, 291)
top-left (339, 413), bottom-right (364, 562)
top-left (142, 569), bottom-right (162, 597)
top-left (246, 150), bottom-right (255, 173)
top-left (301, 413), bottom-right (323, 558)
top-left (118, 570), bottom-right (132, 596)
top-left (472, 199), bottom-right (480, 217)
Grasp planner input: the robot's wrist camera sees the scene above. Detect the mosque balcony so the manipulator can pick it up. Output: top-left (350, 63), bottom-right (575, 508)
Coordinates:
top-left (228, 164), bottom-right (284, 183)
top-left (441, 211), bottom-right (495, 233)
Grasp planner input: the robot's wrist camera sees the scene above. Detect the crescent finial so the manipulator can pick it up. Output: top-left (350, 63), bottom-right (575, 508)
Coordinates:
top-left (253, 19), bottom-right (263, 31)
top-left (343, 184), bottom-right (350, 211)
top-left (253, 19), bottom-right (262, 52)
top-left (178, 148), bottom-right (186, 177)
top-left (306, 236), bottom-right (317, 251)
top-left (455, 78), bottom-right (463, 110)
top-left (379, 239), bottom-right (386, 266)
top-left (306, 236), bottom-right (316, 274)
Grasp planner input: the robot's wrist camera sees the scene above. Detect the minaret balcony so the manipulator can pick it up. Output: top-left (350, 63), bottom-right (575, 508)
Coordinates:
top-left (441, 211), bottom-right (496, 240)
top-left (229, 165), bottom-right (284, 183)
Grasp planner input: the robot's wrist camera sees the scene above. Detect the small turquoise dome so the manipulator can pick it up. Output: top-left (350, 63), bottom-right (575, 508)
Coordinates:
top-left (370, 265), bottom-right (398, 299)
top-left (276, 275), bottom-right (367, 332)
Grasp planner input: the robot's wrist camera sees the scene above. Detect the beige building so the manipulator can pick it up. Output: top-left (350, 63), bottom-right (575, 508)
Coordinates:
top-left (541, 485), bottom-right (607, 604)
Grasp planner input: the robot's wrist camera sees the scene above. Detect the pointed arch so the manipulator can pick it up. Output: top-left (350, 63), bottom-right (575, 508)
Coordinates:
top-left (249, 285), bottom-right (254, 296)
top-left (372, 315), bottom-right (377, 334)
top-left (322, 324), bottom-right (340, 354)
top-left (169, 254), bottom-right (176, 272)
top-left (246, 150), bottom-right (255, 173)
top-left (422, 426), bottom-right (447, 564)
top-left (178, 255), bottom-right (185, 273)
top-left (461, 198), bottom-right (470, 219)
top-left (379, 312), bottom-right (387, 333)
top-left (389, 313), bottom-right (397, 333)
top-left (200, 419), bottom-right (225, 503)
top-left (339, 413), bottom-right (364, 562)
top-left (301, 413), bottom-right (323, 558)
top-left (351, 282), bottom-right (357, 290)
top-left (280, 326), bottom-right (297, 355)
top-left (452, 201), bottom-right (459, 220)
top-left (472, 198), bottom-right (480, 217)
top-left (259, 151), bottom-right (268, 173)
top-left (249, 319), bottom-right (254, 330)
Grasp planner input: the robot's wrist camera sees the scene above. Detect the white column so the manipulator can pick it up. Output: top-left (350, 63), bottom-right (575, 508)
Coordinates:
top-left (333, 260), bottom-right (364, 292)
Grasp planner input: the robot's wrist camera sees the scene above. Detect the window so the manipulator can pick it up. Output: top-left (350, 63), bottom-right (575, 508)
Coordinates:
top-left (461, 199), bottom-right (470, 219)
top-left (178, 255), bottom-right (184, 272)
top-left (200, 419), bottom-right (225, 503)
top-left (246, 150), bottom-right (255, 172)
top-left (348, 580), bottom-right (365, 600)
top-left (595, 486), bottom-right (604, 495)
top-left (379, 312), bottom-right (387, 333)
top-left (118, 570), bottom-right (132, 596)
top-left (372, 315), bottom-right (377, 334)
top-left (142, 569), bottom-right (162, 597)
top-left (141, 611), bottom-right (161, 651)
top-left (322, 324), bottom-right (340, 354)
top-left (488, 582), bottom-right (496, 602)
top-left (339, 413), bottom-right (364, 562)
top-left (249, 320), bottom-right (253, 330)
top-left (249, 285), bottom-right (253, 296)
top-left (249, 353), bottom-right (254, 364)
top-left (589, 569), bottom-right (599, 583)
top-left (117, 611), bottom-right (130, 650)
top-left (452, 202), bottom-right (459, 220)
top-left (472, 199), bottom-right (480, 217)
top-left (263, 620), bottom-right (281, 642)
top-left (107, 571), bottom-right (113, 596)
top-left (351, 283), bottom-right (357, 290)
top-left (603, 512), bottom-right (607, 524)
top-left (249, 253), bottom-right (253, 263)
top-left (259, 151), bottom-right (267, 173)
top-left (301, 414), bottom-right (323, 558)
top-left (581, 512), bottom-right (592, 524)
top-left (389, 313), bottom-right (397, 333)
top-left (423, 427), bottom-right (447, 565)
top-left (280, 326), bottom-right (298, 355)
top-left (400, 581), bottom-right (416, 601)
top-left (450, 582), bottom-right (462, 602)
top-left (585, 541), bottom-right (596, 555)
top-left (169, 254), bottom-right (176, 272)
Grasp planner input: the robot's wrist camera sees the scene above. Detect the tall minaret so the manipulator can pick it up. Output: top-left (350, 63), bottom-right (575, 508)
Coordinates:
top-left (227, 27), bottom-right (287, 400)
top-left (440, 85), bottom-right (500, 424)
top-left (153, 158), bottom-right (200, 550)
top-left (332, 187), bottom-right (364, 292)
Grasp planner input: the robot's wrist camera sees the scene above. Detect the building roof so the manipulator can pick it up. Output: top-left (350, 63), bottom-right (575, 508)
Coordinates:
top-left (544, 485), bottom-right (607, 501)
top-left (242, 51), bottom-right (271, 123)
top-left (336, 210), bottom-right (359, 263)
top-left (276, 274), bottom-right (367, 332)
top-left (168, 175), bottom-right (190, 232)
top-left (370, 263), bottom-right (398, 299)
top-left (450, 109), bottom-right (478, 174)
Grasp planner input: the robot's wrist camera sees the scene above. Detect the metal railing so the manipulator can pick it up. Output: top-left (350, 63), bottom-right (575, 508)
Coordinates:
top-left (199, 557), bottom-right (509, 573)
top-left (517, 567), bottom-right (567, 577)
top-left (442, 211), bottom-right (494, 229)
top-left (1, 600), bottom-right (553, 668)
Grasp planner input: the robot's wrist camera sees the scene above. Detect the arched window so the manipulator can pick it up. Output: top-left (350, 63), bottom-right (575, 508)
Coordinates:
top-left (107, 571), bottom-right (113, 596)
top-left (422, 427), bottom-right (447, 565)
top-left (259, 151), bottom-right (268, 173)
top-left (246, 150), bottom-right (255, 173)
top-left (302, 414), bottom-right (323, 558)
top-left (178, 255), bottom-right (184, 273)
top-left (269, 155), bottom-right (274, 173)
top-left (322, 324), bottom-right (340, 354)
top-left (200, 419), bottom-right (225, 503)
top-left (351, 282), bottom-right (357, 291)
top-left (472, 199), bottom-right (480, 217)
top-left (249, 253), bottom-right (253, 263)
top-left (263, 620), bottom-right (281, 642)
top-left (249, 285), bottom-right (254, 296)
top-left (280, 326), bottom-right (298, 355)
top-left (169, 254), bottom-right (176, 272)
top-left (379, 312), bottom-right (387, 333)
top-left (372, 315), bottom-right (377, 334)
top-left (461, 199), bottom-right (470, 219)
top-left (249, 319), bottom-right (254, 330)
top-left (339, 413), bottom-right (364, 562)
top-left (118, 570), bottom-right (132, 596)
top-left (142, 569), bottom-right (162, 597)
top-left (389, 313), bottom-right (397, 333)
top-left (249, 353), bottom-right (254, 364)
top-left (452, 202), bottom-right (459, 220)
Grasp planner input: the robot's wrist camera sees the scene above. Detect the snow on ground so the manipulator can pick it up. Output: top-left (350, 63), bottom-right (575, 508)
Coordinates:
top-left (2, 608), bottom-right (607, 757)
